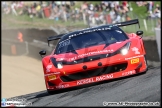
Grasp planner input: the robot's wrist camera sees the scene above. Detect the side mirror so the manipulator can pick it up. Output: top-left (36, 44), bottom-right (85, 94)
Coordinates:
top-left (136, 31), bottom-right (143, 38)
top-left (39, 50), bottom-right (46, 58)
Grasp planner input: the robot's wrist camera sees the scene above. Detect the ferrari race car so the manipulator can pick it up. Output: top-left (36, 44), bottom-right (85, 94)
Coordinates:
top-left (39, 19), bottom-right (148, 94)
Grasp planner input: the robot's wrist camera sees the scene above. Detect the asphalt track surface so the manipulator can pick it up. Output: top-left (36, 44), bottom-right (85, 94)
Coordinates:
top-left (14, 66), bottom-right (161, 107)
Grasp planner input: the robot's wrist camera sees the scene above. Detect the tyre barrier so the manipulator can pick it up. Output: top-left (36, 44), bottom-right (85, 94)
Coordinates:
top-left (2, 28), bottom-right (160, 62)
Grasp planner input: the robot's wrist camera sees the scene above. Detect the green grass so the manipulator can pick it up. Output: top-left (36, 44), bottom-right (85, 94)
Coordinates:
top-left (130, 1), bottom-right (161, 19)
top-left (121, 1), bottom-right (160, 36)
top-left (2, 1), bottom-right (160, 36)
top-left (2, 14), bottom-right (87, 29)
top-left (120, 18), bottom-right (158, 36)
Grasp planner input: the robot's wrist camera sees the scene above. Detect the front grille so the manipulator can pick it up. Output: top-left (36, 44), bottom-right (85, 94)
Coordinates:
top-left (47, 81), bottom-right (55, 86)
top-left (60, 62), bottom-right (127, 82)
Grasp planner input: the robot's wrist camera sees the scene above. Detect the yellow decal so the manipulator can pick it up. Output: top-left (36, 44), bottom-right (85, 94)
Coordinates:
top-left (131, 58), bottom-right (139, 64)
top-left (48, 75), bottom-right (56, 80)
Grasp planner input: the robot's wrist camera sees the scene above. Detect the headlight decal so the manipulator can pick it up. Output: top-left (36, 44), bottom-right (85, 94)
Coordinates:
top-left (50, 57), bottom-right (58, 68)
top-left (50, 57), bottom-right (64, 69)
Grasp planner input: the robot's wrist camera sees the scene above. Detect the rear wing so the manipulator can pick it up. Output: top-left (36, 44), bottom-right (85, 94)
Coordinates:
top-left (47, 33), bottom-right (65, 46)
top-left (114, 19), bottom-right (140, 28)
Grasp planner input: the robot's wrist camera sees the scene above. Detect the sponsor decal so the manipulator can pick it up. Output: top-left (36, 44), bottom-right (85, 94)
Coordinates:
top-left (59, 27), bottom-right (116, 44)
top-left (48, 75), bottom-right (56, 80)
top-left (53, 72), bottom-right (60, 74)
top-left (46, 65), bottom-right (52, 72)
top-left (58, 40), bottom-right (70, 48)
top-left (77, 74), bottom-right (113, 85)
top-left (125, 55), bottom-right (143, 60)
top-left (45, 72), bottom-right (60, 76)
top-left (132, 47), bottom-right (140, 54)
top-left (68, 49), bottom-right (113, 61)
top-left (122, 70), bottom-right (136, 76)
top-left (68, 27), bottom-right (112, 39)
top-left (77, 78), bottom-right (94, 85)
top-left (131, 58), bottom-right (139, 64)
top-left (55, 84), bottom-right (69, 89)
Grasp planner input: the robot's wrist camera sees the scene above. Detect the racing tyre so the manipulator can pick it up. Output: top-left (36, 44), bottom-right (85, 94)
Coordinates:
top-left (143, 55), bottom-right (148, 73)
top-left (47, 89), bottom-right (55, 95)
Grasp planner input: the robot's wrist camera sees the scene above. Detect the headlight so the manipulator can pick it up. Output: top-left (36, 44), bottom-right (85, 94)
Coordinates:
top-left (57, 62), bottom-right (63, 69)
top-left (120, 42), bottom-right (131, 55)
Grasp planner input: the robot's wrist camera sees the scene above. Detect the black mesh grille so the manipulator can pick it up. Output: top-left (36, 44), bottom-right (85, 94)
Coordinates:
top-left (47, 81), bottom-right (56, 86)
top-left (60, 62), bottom-right (128, 82)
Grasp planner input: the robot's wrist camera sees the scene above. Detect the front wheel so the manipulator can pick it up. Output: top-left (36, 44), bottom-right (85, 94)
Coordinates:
top-left (143, 55), bottom-right (148, 73)
top-left (47, 89), bottom-right (55, 95)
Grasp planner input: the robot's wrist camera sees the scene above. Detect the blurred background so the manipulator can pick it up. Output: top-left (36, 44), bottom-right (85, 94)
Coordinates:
top-left (1, 1), bottom-right (161, 98)
top-left (2, 1), bottom-right (161, 35)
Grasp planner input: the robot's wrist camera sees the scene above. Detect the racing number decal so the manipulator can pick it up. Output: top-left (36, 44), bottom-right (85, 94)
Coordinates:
top-left (131, 58), bottom-right (139, 64)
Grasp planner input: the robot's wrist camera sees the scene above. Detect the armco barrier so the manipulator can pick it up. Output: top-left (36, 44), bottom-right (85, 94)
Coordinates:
top-left (142, 36), bottom-right (160, 61)
top-left (155, 28), bottom-right (161, 60)
top-left (2, 28), bottom-right (160, 62)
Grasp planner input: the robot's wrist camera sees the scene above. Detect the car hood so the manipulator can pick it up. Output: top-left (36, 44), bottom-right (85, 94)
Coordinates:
top-left (52, 40), bottom-right (130, 62)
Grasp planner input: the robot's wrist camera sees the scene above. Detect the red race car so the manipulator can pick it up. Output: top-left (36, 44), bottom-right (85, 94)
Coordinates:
top-left (39, 19), bottom-right (148, 94)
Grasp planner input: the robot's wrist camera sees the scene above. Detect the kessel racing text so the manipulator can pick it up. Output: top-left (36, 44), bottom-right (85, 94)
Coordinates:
top-left (77, 74), bottom-right (113, 85)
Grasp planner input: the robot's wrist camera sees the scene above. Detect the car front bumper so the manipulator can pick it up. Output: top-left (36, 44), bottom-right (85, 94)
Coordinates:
top-left (45, 54), bottom-right (147, 90)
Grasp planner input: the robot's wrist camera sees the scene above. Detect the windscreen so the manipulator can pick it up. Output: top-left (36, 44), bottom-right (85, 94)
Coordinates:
top-left (54, 27), bottom-right (128, 54)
